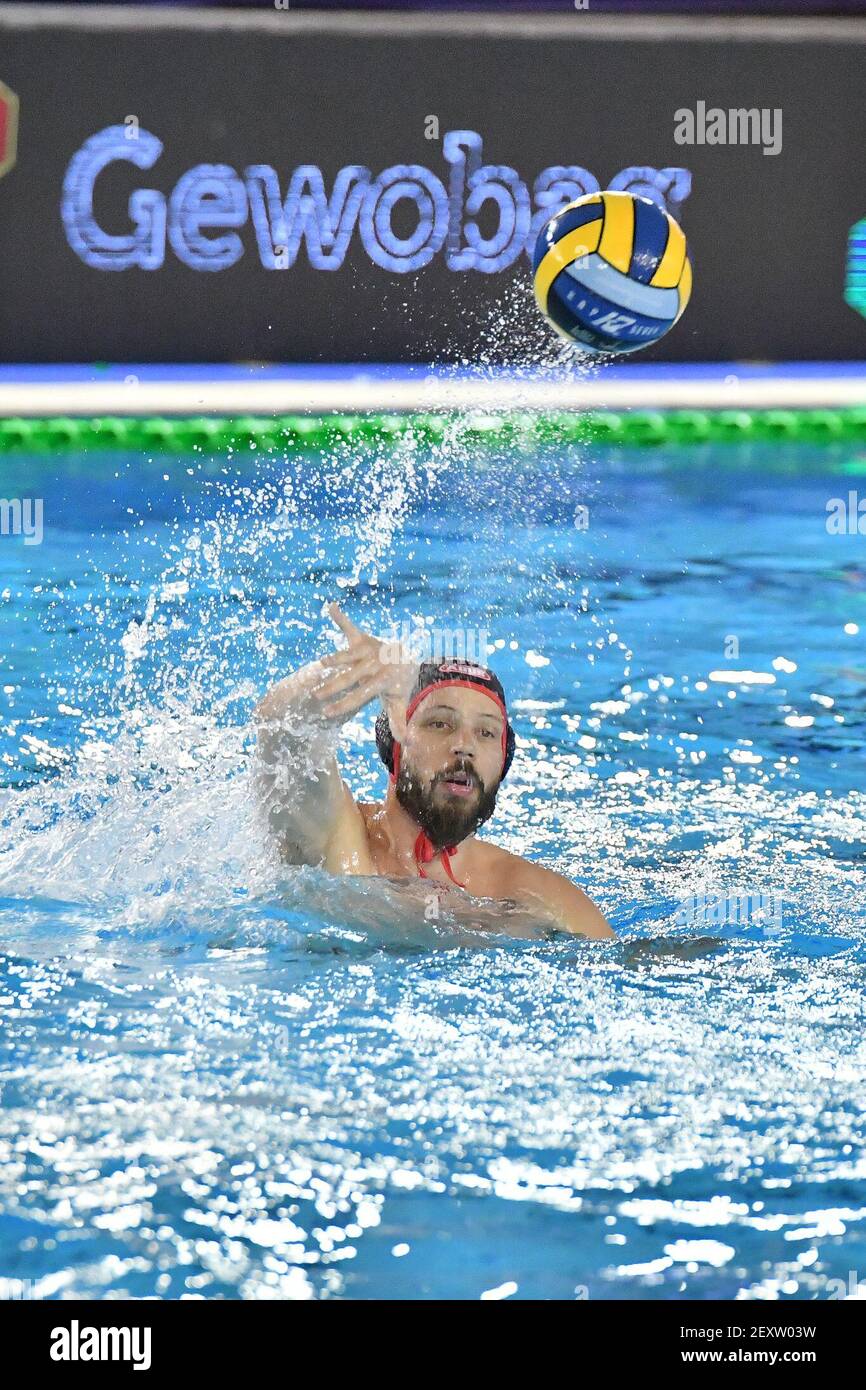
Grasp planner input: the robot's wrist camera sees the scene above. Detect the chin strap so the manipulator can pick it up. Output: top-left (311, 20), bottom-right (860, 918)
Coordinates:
top-left (414, 830), bottom-right (465, 889)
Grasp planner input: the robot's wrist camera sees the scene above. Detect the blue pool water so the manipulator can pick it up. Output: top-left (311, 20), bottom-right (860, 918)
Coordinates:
top-left (1, 434), bottom-right (865, 1300)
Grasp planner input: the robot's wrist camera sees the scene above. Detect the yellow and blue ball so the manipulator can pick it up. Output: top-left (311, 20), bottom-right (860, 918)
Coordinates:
top-left (532, 190), bottom-right (692, 355)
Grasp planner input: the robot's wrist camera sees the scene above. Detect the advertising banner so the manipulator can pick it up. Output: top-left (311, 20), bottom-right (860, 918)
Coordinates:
top-left (1, 10), bottom-right (864, 362)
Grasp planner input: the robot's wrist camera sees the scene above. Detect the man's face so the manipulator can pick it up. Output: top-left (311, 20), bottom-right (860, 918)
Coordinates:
top-left (395, 686), bottom-right (505, 848)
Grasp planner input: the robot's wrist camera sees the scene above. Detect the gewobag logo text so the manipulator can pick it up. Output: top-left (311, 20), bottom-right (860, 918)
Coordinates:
top-left (62, 127), bottom-right (691, 274)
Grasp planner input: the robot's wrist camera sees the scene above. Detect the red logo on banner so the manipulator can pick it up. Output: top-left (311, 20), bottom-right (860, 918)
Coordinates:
top-left (0, 81), bottom-right (19, 180)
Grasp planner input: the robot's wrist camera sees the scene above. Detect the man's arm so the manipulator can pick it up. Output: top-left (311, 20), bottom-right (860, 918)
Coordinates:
top-left (508, 860), bottom-right (616, 940)
top-left (254, 657), bottom-right (353, 864)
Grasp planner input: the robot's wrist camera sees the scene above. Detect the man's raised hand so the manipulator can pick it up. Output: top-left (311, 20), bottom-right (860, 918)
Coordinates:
top-left (311, 602), bottom-right (416, 725)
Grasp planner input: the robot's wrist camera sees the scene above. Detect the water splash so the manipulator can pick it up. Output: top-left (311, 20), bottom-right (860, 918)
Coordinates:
top-left (2, 421), bottom-right (866, 1300)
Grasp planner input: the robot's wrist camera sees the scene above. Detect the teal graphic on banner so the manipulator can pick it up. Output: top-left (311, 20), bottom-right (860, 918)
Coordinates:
top-left (845, 219), bottom-right (866, 320)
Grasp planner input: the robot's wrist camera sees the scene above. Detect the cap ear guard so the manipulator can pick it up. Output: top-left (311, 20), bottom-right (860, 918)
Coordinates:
top-left (502, 720), bottom-right (516, 778)
top-left (375, 707), bottom-right (397, 776)
top-left (375, 708), bottom-right (516, 781)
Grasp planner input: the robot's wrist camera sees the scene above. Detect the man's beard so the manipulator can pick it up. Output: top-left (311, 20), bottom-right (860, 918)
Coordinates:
top-left (395, 758), bottom-right (499, 849)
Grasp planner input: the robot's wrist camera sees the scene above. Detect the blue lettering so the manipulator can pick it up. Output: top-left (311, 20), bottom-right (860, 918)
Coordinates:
top-left (61, 126), bottom-right (691, 275)
top-left (61, 125), bottom-right (166, 270)
top-left (168, 165), bottom-right (247, 270)
top-left (361, 165), bottom-right (449, 271)
top-left (528, 165), bottom-right (602, 260)
top-left (608, 164), bottom-right (692, 215)
top-left (444, 131), bottom-right (531, 273)
top-left (245, 163), bottom-right (370, 270)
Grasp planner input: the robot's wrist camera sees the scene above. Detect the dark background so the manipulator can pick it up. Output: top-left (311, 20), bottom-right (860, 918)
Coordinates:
top-left (0, 9), bottom-right (865, 362)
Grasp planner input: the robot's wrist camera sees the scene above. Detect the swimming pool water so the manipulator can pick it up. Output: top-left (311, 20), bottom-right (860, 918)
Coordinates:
top-left (1, 436), bottom-right (865, 1300)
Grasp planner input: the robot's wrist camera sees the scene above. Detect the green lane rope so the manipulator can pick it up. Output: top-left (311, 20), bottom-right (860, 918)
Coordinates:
top-left (0, 408), bottom-right (865, 452)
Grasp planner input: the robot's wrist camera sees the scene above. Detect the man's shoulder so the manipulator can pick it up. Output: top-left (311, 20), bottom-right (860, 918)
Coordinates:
top-left (471, 840), bottom-right (614, 939)
top-left (470, 838), bottom-right (541, 889)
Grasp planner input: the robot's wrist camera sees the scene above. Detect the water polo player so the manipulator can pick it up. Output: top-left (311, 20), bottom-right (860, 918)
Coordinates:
top-left (254, 603), bottom-right (614, 940)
